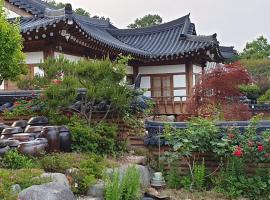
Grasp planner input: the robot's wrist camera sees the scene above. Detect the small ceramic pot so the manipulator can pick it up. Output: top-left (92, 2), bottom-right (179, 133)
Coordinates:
top-left (19, 139), bottom-right (47, 156)
top-left (28, 116), bottom-right (49, 126)
top-left (11, 120), bottom-right (28, 130)
top-left (1, 127), bottom-right (23, 139)
top-left (0, 124), bottom-right (9, 133)
top-left (40, 126), bottom-right (60, 153)
top-left (2, 139), bottom-right (20, 149)
top-left (12, 133), bottom-right (35, 142)
top-left (24, 125), bottom-right (43, 138)
top-left (58, 126), bottom-right (71, 152)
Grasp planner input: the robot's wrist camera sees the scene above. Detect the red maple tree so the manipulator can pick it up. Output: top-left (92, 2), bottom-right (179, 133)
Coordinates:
top-left (186, 62), bottom-right (252, 120)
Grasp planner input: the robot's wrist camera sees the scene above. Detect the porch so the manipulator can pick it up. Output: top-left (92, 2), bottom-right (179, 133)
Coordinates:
top-left (151, 96), bottom-right (190, 120)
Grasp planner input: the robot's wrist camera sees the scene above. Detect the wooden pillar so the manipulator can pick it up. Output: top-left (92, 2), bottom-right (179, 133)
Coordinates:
top-left (133, 65), bottom-right (139, 80)
top-left (185, 62), bottom-right (193, 96)
top-left (43, 45), bottom-right (55, 60)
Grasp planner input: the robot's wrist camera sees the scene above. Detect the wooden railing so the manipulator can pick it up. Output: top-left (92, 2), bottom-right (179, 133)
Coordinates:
top-left (151, 96), bottom-right (188, 115)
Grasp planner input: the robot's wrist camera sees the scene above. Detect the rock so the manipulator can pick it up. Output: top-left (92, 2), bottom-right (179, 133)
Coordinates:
top-left (18, 182), bottom-right (75, 200)
top-left (125, 155), bottom-right (147, 165)
top-left (11, 184), bottom-right (21, 195)
top-left (86, 180), bottom-right (104, 198)
top-left (41, 173), bottom-right (70, 188)
top-left (107, 164), bottom-right (151, 189)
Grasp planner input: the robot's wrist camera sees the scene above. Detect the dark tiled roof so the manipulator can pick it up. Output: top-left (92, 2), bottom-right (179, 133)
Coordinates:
top-left (219, 46), bottom-right (237, 59)
top-left (9, 0), bottom-right (230, 61)
top-left (7, 0), bottom-right (55, 16)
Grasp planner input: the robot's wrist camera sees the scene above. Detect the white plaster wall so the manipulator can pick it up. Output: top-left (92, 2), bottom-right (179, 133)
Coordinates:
top-left (139, 64), bottom-right (185, 75)
top-left (173, 75), bottom-right (186, 88)
top-left (127, 66), bottom-right (133, 75)
top-left (34, 67), bottom-right (45, 77)
top-left (25, 52), bottom-right (44, 64)
top-left (55, 52), bottom-right (82, 62)
top-left (193, 65), bottom-right (202, 74)
top-left (0, 81), bottom-right (4, 90)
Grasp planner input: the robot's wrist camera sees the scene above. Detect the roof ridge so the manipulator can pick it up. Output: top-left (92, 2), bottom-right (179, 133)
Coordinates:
top-left (108, 13), bottom-right (191, 35)
top-left (185, 33), bottom-right (219, 44)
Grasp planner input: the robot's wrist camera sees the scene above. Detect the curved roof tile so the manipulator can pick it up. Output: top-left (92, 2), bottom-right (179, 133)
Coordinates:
top-left (10, 0), bottom-right (229, 61)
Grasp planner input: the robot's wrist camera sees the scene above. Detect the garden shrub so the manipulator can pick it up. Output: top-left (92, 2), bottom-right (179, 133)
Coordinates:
top-left (0, 150), bottom-right (36, 169)
top-left (105, 166), bottom-right (141, 200)
top-left (39, 153), bottom-right (105, 195)
top-left (0, 168), bottom-right (49, 200)
top-left (3, 99), bottom-right (36, 118)
top-left (214, 157), bottom-right (270, 200)
top-left (162, 116), bottom-right (270, 199)
top-left (69, 116), bottom-right (126, 155)
top-left (194, 160), bottom-right (206, 191)
top-left (166, 165), bottom-right (181, 189)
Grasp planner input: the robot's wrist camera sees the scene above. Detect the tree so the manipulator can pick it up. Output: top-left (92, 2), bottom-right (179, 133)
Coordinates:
top-left (240, 36), bottom-right (270, 59)
top-left (74, 8), bottom-right (90, 17)
top-left (0, 1), bottom-right (27, 85)
top-left (128, 14), bottom-right (162, 28)
top-left (45, 0), bottom-right (90, 17)
top-left (240, 58), bottom-right (270, 94)
top-left (186, 62), bottom-right (252, 120)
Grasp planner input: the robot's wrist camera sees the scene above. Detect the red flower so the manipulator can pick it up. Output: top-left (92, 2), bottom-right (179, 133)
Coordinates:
top-left (264, 153), bottom-right (269, 158)
top-left (258, 145), bottom-right (264, 152)
top-left (233, 146), bottom-right (243, 157)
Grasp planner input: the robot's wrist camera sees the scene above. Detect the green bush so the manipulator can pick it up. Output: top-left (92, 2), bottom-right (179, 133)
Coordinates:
top-left (194, 160), bottom-right (206, 191)
top-left (258, 88), bottom-right (270, 102)
top-left (213, 157), bottom-right (270, 200)
top-left (105, 166), bottom-right (141, 200)
top-left (238, 84), bottom-right (261, 100)
top-left (69, 116), bottom-right (126, 155)
top-left (0, 150), bottom-right (36, 169)
top-left (39, 153), bottom-right (105, 195)
top-left (0, 168), bottom-right (48, 200)
top-left (166, 165), bottom-right (181, 189)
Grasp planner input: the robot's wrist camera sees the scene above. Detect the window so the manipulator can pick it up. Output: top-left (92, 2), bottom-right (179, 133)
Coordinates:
top-left (151, 75), bottom-right (172, 97)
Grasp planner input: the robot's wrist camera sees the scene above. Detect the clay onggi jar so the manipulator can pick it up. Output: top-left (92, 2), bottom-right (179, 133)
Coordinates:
top-left (40, 126), bottom-right (60, 153)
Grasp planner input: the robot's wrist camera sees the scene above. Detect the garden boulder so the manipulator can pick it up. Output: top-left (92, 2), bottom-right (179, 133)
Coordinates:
top-left (41, 173), bottom-right (70, 188)
top-left (86, 180), bottom-right (104, 198)
top-left (107, 164), bottom-right (151, 188)
top-left (18, 182), bottom-right (75, 200)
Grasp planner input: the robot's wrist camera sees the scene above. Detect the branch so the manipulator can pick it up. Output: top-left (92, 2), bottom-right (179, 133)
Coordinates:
top-left (98, 103), bottom-right (112, 124)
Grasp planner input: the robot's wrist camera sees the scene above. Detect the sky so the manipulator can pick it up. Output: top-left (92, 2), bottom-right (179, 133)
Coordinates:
top-left (57, 0), bottom-right (270, 52)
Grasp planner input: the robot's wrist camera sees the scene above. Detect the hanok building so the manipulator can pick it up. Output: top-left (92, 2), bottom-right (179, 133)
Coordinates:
top-left (3, 0), bottom-right (235, 115)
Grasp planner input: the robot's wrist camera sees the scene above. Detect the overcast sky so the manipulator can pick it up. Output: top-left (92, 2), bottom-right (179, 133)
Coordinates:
top-left (57, 0), bottom-right (270, 52)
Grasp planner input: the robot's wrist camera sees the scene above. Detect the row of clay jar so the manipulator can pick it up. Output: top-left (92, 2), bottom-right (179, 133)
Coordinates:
top-left (0, 117), bottom-right (71, 156)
